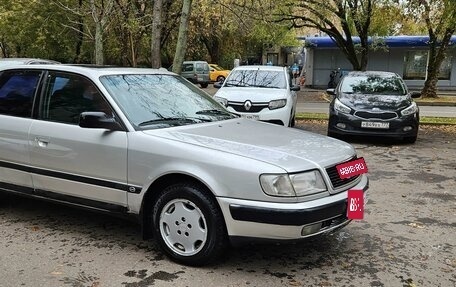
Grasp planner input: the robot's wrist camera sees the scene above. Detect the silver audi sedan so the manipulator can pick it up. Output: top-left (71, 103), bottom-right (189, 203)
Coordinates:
top-left (0, 65), bottom-right (369, 266)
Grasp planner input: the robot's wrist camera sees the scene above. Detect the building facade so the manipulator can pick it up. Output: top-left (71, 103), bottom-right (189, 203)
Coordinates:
top-left (301, 36), bottom-right (456, 90)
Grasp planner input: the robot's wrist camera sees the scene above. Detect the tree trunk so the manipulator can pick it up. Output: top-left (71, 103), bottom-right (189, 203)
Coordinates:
top-left (172, 0), bottom-right (192, 75)
top-left (73, 0), bottom-right (84, 63)
top-left (421, 44), bottom-right (446, 98)
top-left (94, 22), bottom-right (104, 65)
top-left (421, 29), bottom-right (454, 98)
top-left (151, 0), bottom-right (163, 68)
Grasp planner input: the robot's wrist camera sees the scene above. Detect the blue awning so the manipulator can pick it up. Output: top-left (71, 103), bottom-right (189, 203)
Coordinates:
top-left (300, 35), bottom-right (456, 48)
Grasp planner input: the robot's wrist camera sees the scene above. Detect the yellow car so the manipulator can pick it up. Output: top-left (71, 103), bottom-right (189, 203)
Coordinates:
top-left (209, 64), bottom-right (230, 82)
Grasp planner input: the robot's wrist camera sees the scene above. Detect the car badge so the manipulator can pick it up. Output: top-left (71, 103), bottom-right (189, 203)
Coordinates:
top-left (244, 100), bottom-right (252, 111)
top-left (372, 107), bottom-right (380, 111)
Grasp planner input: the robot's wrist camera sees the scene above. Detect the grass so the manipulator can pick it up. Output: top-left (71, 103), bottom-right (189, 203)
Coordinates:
top-left (295, 113), bottom-right (456, 125)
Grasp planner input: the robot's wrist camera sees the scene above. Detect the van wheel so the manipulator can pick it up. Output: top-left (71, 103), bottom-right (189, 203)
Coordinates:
top-left (200, 83), bottom-right (208, 88)
top-left (152, 182), bottom-right (227, 266)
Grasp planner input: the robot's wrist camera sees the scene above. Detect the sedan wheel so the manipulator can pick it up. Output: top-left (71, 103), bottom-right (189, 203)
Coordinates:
top-left (216, 76), bottom-right (225, 83)
top-left (159, 199), bottom-right (207, 256)
top-left (152, 182), bottom-right (227, 266)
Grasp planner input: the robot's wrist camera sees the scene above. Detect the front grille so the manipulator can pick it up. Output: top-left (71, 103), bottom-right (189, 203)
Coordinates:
top-left (228, 102), bottom-right (268, 113)
top-left (325, 160), bottom-right (360, 189)
top-left (354, 111), bottom-right (397, 120)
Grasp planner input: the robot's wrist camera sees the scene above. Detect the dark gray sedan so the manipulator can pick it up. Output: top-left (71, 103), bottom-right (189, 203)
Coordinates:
top-left (327, 71), bottom-right (421, 143)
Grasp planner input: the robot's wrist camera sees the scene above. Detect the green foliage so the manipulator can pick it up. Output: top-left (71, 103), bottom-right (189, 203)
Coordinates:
top-left (0, 0), bottom-right (451, 71)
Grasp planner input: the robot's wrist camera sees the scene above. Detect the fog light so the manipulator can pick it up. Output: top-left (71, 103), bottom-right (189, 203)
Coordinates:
top-left (301, 223), bottom-right (322, 236)
top-left (336, 123), bottom-right (346, 129)
top-left (403, 126), bottom-right (413, 131)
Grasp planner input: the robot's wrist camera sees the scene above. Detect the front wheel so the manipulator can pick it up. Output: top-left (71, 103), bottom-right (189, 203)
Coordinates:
top-left (403, 135), bottom-right (417, 144)
top-left (152, 182), bottom-right (228, 266)
top-left (216, 76), bottom-right (225, 83)
top-left (288, 114), bottom-right (295, 127)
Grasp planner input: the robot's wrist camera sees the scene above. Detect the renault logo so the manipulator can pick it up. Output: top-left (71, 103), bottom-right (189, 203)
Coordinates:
top-left (244, 100), bottom-right (252, 111)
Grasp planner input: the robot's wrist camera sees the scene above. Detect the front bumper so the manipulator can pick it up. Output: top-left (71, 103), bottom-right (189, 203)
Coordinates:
top-left (226, 105), bottom-right (292, 126)
top-left (328, 109), bottom-right (419, 138)
top-left (216, 174), bottom-right (368, 242)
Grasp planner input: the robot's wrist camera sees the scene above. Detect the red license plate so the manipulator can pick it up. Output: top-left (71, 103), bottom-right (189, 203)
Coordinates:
top-left (336, 157), bottom-right (368, 179)
top-left (347, 189), bottom-right (364, 220)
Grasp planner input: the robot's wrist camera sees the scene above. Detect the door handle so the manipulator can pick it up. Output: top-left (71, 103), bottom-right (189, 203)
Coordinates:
top-left (35, 137), bottom-right (50, 148)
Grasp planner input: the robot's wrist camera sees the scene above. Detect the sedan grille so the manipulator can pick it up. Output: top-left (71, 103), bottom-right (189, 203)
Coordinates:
top-left (228, 102), bottom-right (269, 113)
top-left (325, 161), bottom-right (360, 190)
top-left (354, 111), bottom-right (397, 120)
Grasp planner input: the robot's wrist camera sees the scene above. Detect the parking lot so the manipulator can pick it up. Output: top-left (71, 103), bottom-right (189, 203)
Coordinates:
top-left (0, 120), bottom-right (454, 287)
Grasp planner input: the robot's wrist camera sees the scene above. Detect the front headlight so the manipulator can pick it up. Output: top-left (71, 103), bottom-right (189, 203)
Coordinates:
top-left (214, 96), bottom-right (228, 107)
top-left (260, 170), bottom-right (327, 197)
top-left (290, 170), bottom-right (327, 196)
top-left (334, 98), bottom-right (351, 114)
top-left (401, 102), bottom-right (417, 116)
top-left (269, 99), bottom-right (287, 110)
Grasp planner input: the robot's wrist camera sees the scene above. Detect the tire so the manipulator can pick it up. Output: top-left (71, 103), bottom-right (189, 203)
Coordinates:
top-left (327, 130), bottom-right (340, 139)
top-left (403, 135), bottom-right (417, 144)
top-left (152, 182), bottom-right (228, 266)
top-left (216, 76), bottom-right (225, 83)
top-left (289, 115), bottom-right (295, 127)
top-left (200, 83), bottom-right (208, 88)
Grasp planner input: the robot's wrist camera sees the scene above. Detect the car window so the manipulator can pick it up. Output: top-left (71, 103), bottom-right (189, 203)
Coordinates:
top-left (224, 69), bottom-right (286, 89)
top-left (0, 70), bottom-right (42, 117)
top-left (39, 72), bottom-right (112, 124)
top-left (183, 64), bottom-right (194, 72)
top-left (341, 75), bottom-right (407, 95)
top-left (196, 63), bottom-right (209, 72)
top-left (100, 74), bottom-right (235, 130)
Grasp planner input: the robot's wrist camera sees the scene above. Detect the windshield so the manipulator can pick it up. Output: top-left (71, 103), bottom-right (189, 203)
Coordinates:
top-left (341, 75), bottom-right (407, 95)
top-left (100, 74), bottom-right (235, 130)
top-left (211, 65), bottom-right (224, 71)
top-left (224, 69), bottom-right (286, 89)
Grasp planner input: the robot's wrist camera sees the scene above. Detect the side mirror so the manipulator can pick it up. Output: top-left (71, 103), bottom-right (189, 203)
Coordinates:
top-left (214, 82), bottom-right (223, 89)
top-left (326, 88), bottom-right (336, 96)
top-left (410, 91), bottom-right (421, 98)
top-left (79, 112), bottom-right (123, 131)
top-left (290, 85), bottom-right (301, 92)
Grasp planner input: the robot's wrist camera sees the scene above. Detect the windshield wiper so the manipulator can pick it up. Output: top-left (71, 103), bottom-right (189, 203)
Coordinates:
top-left (253, 85), bottom-right (280, 89)
top-left (224, 81), bottom-right (249, 87)
top-left (195, 109), bottom-right (233, 116)
top-left (138, 117), bottom-right (211, 127)
top-left (196, 109), bottom-right (238, 118)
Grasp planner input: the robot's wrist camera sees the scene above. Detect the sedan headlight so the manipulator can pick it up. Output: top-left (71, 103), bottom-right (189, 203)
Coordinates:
top-left (334, 98), bottom-right (351, 114)
top-left (401, 102), bottom-right (417, 116)
top-left (269, 99), bottom-right (287, 110)
top-left (260, 170), bottom-right (327, 197)
top-left (214, 96), bottom-right (227, 107)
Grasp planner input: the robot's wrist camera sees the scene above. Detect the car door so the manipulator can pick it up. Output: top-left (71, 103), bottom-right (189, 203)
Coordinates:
top-left (28, 71), bottom-right (129, 211)
top-left (0, 69), bottom-right (43, 193)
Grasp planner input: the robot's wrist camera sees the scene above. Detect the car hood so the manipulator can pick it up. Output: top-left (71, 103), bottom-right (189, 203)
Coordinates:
top-left (214, 87), bottom-right (288, 102)
top-left (146, 119), bottom-right (355, 172)
top-left (339, 93), bottom-right (412, 110)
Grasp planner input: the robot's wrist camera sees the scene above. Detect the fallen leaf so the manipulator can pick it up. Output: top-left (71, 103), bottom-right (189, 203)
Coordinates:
top-left (408, 222), bottom-right (425, 229)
